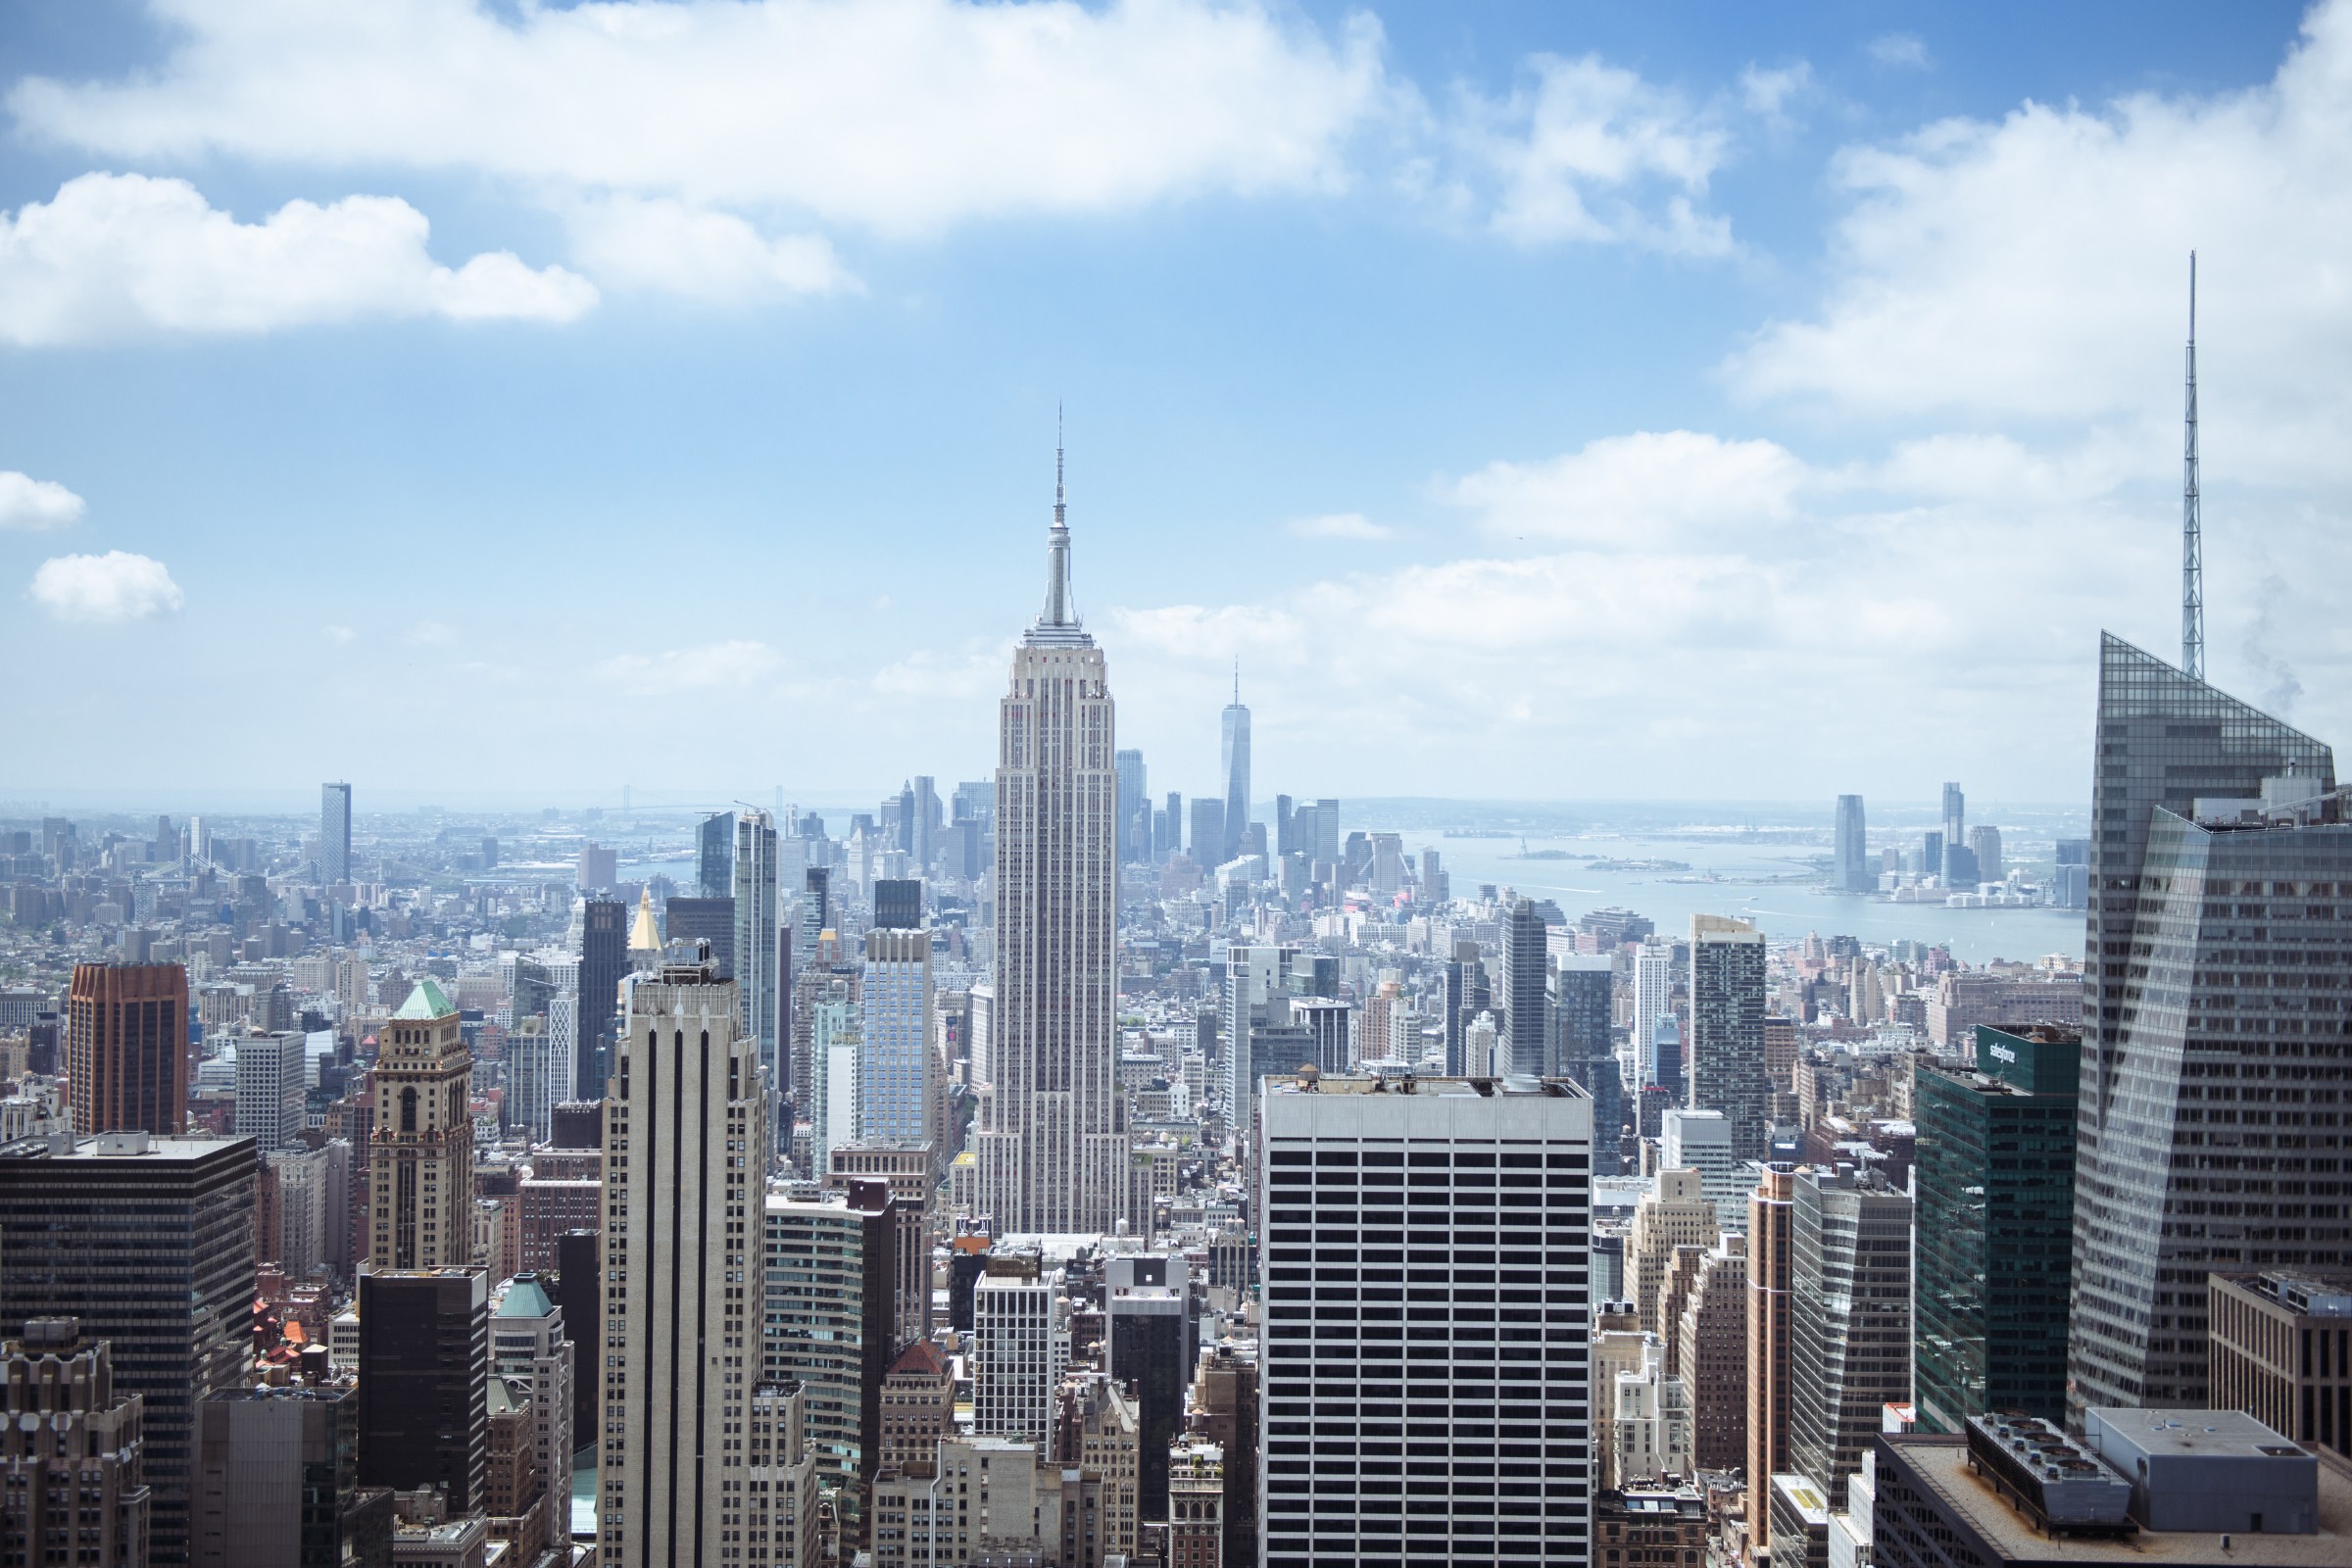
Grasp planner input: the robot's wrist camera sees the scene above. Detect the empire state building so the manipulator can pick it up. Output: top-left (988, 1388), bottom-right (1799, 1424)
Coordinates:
top-left (975, 449), bottom-right (1126, 1235)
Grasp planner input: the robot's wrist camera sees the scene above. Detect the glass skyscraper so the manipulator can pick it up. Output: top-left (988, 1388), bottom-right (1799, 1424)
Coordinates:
top-left (1833, 793), bottom-right (1870, 892)
top-left (1220, 671), bottom-right (1250, 866)
top-left (2070, 632), bottom-right (2347, 1414)
top-left (1913, 1023), bottom-right (2079, 1432)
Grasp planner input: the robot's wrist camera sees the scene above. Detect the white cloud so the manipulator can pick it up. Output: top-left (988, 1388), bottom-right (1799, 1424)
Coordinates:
top-left (1866, 33), bottom-right (1931, 71)
top-left (1287, 512), bottom-right (1395, 540)
top-left (324, 624), bottom-right (357, 644)
top-left (1452, 54), bottom-right (1733, 254)
top-left (1724, 0), bottom-right (2352, 482)
top-left (405, 619), bottom-right (458, 647)
top-left (0, 172), bottom-right (595, 344)
top-left (598, 639), bottom-right (783, 696)
top-left (11, 0), bottom-right (1389, 238)
top-left (564, 196), bottom-right (859, 300)
top-left (1446, 430), bottom-right (1809, 547)
top-left (1740, 62), bottom-right (1813, 121)
top-left (28, 550), bottom-right (182, 621)
top-left (0, 470), bottom-right (85, 529)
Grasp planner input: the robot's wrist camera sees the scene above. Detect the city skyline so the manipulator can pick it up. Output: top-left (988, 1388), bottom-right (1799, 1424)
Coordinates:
top-left (5, 2), bottom-right (2349, 801)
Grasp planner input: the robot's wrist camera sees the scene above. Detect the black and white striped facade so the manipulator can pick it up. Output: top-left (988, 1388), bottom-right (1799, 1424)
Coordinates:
top-left (1257, 1075), bottom-right (1594, 1568)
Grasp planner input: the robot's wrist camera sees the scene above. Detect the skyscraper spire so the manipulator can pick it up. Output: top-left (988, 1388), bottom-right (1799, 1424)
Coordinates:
top-left (1233, 656), bottom-right (1240, 705)
top-left (2182, 251), bottom-right (2204, 682)
top-left (1029, 410), bottom-right (1089, 646)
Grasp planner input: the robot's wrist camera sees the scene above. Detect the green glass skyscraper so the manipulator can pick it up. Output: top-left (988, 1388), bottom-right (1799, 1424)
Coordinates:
top-left (1913, 1023), bottom-right (2080, 1432)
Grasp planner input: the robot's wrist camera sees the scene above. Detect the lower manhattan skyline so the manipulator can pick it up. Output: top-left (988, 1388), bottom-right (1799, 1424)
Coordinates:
top-left (6, 9), bottom-right (2352, 1568)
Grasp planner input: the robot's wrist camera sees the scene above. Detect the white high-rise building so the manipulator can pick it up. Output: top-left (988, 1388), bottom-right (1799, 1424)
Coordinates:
top-left (1631, 939), bottom-right (1674, 1088)
top-left (1661, 1107), bottom-right (1746, 1233)
top-left (491, 1272), bottom-right (575, 1512)
top-left (734, 811), bottom-right (782, 1110)
top-left (973, 450), bottom-right (1125, 1235)
top-left (601, 956), bottom-right (768, 1568)
top-left (234, 1028), bottom-right (307, 1151)
top-left (1257, 1074), bottom-right (1594, 1566)
top-left (859, 927), bottom-right (936, 1149)
top-left (808, 987), bottom-right (858, 1180)
top-left (972, 1260), bottom-right (1070, 1446)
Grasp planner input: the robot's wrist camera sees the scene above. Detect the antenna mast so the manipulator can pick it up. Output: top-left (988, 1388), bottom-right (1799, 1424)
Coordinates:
top-left (2181, 251), bottom-right (2204, 681)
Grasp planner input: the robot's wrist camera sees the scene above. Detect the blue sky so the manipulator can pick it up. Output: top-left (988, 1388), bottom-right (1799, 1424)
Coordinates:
top-left (3, 0), bottom-right (2344, 809)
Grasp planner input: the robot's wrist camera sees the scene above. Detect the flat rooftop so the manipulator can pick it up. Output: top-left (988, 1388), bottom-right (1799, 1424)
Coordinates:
top-left (1889, 1436), bottom-right (2352, 1565)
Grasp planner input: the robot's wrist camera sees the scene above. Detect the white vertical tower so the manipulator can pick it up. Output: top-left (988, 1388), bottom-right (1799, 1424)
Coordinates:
top-left (600, 957), bottom-right (768, 1568)
top-left (975, 438), bottom-right (1126, 1235)
top-left (2181, 249), bottom-right (2205, 681)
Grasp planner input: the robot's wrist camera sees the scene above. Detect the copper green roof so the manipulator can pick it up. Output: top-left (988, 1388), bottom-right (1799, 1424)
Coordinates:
top-left (497, 1274), bottom-right (555, 1319)
top-left (392, 976), bottom-right (454, 1020)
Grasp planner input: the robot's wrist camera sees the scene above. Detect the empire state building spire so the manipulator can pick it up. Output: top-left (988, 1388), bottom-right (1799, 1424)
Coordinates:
top-left (1030, 418), bottom-right (1091, 647)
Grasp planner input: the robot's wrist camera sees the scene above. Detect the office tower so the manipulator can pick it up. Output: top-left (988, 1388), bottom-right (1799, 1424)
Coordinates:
top-left (603, 956), bottom-right (769, 1567)
top-left (1115, 748), bottom-right (1150, 865)
top-left (576, 898), bottom-right (625, 1101)
top-left (734, 809), bottom-right (782, 1102)
top-left (1967, 824), bottom-right (2003, 885)
top-left (1500, 897), bottom-right (1548, 1076)
top-left (663, 895), bottom-right (736, 978)
top-left (1629, 1167), bottom-right (1719, 1335)
top-left (1369, 831), bottom-right (1405, 892)
top-left (1159, 790), bottom-right (1183, 860)
top-left (1442, 940), bottom-right (1487, 1076)
top-left (799, 866), bottom-right (832, 973)
top-left (1222, 944), bottom-right (1287, 1110)
top-left (1688, 916), bottom-right (1770, 1161)
top-left (1551, 956), bottom-right (1621, 1164)
top-left (877, 1340), bottom-right (956, 1476)
top-left (1188, 798), bottom-right (1225, 868)
top-left (367, 979), bottom-right (473, 1269)
top-left (357, 1267), bottom-right (489, 1511)
top-left (0, 1133), bottom-right (253, 1568)
top-left (234, 1028), bottom-right (307, 1152)
top-left (2071, 633), bottom-right (2341, 1415)
top-left (1745, 1164), bottom-right (1796, 1551)
top-left (973, 460), bottom-right (1125, 1238)
top-left (1105, 1253), bottom-right (1190, 1523)
top-left (552, 1228), bottom-right (602, 1451)
top-left (1833, 795), bottom-right (1869, 892)
top-left (808, 976), bottom-right (859, 1177)
top-left (319, 782), bottom-right (352, 883)
top-left (1631, 939), bottom-right (1673, 1090)
top-left (1, 1318), bottom-right (147, 1568)
top-left (973, 1258), bottom-right (1070, 1446)
top-left (859, 927), bottom-right (936, 1148)
top-left (871, 878), bottom-right (921, 931)
top-left (2207, 1271), bottom-right (2352, 1456)
top-left (763, 1185), bottom-right (894, 1493)
top-left (1258, 1073), bottom-right (1593, 1567)
top-left (1943, 839), bottom-right (1981, 887)
top-left (1221, 667), bottom-right (1250, 863)
top-left (578, 842), bottom-right (618, 890)
top-left (1661, 1107), bottom-right (1744, 1231)
top-left (1307, 799), bottom-right (1341, 867)
top-left (490, 1273), bottom-right (574, 1516)
top-left (1676, 1235), bottom-right (1747, 1471)
top-left (1913, 1025), bottom-right (2079, 1432)
top-left (745, 1382), bottom-right (822, 1568)
top-left (67, 961), bottom-right (188, 1135)
top-left (1190, 1344), bottom-right (1259, 1568)
top-left (1941, 782), bottom-right (1965, 847)
top-left (192, 1383), bottom-right (377, 1568)
top-left (1787, 1168), bottom-right (1913, 1509)
top-left (697, 809), bottom-right (733, 898)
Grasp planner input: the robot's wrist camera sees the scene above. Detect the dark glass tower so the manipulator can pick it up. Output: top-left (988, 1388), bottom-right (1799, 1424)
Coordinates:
top-left (1689, 916), bottom-right (1770, 1161)
top-left (1913, 1023), bottom-right (2079, 1431)
top-left (2070, 633), bottom-right (2345, 1414)
top-left (320, 781), bottom-right (352, 883)
top-left (696, 809), bottom-right (733, 899)
top-left (1833, 794), bottom-right (1870, 892)
top-left (576, 898), bottom-right (625, 1100)
top-left (1499, 897), bottom-right (1548, 1076)
top-left (357, 1268), bottom-right (489, 1512)
top-left (1550, 956), bottom-right (1624, 1171)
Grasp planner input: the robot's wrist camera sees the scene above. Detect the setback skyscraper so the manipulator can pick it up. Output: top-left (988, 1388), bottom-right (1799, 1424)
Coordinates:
top-left (2069, 633), bottom-right (2345, 1414)
top-left (368, 978), bottom-right (473, 1269)
top-left (972, 449), bottom-right (1126, 1236)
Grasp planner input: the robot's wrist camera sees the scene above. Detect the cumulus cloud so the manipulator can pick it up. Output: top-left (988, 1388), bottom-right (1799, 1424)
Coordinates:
top-left (1450, 54), bottom-right (1733, 254)
top-left (1446, 430), bottom-right (1809, 547)
top-left (28, 550), bottom-right (182, 621)
top-left (1287, 512), bottom-right (1395, 541)
top-left (598, 639), bottom-right (783, 696)
top-left (0, 172), bottom-right (595, 344)
top-left (1724, 0), bottom-right (2352, 482)
top-left (564, 196), bottom-right (859, 300)
top-left (11, 0), bottom-right (1389, 238)
top-left (0, 470), bottom-right (85, 529)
